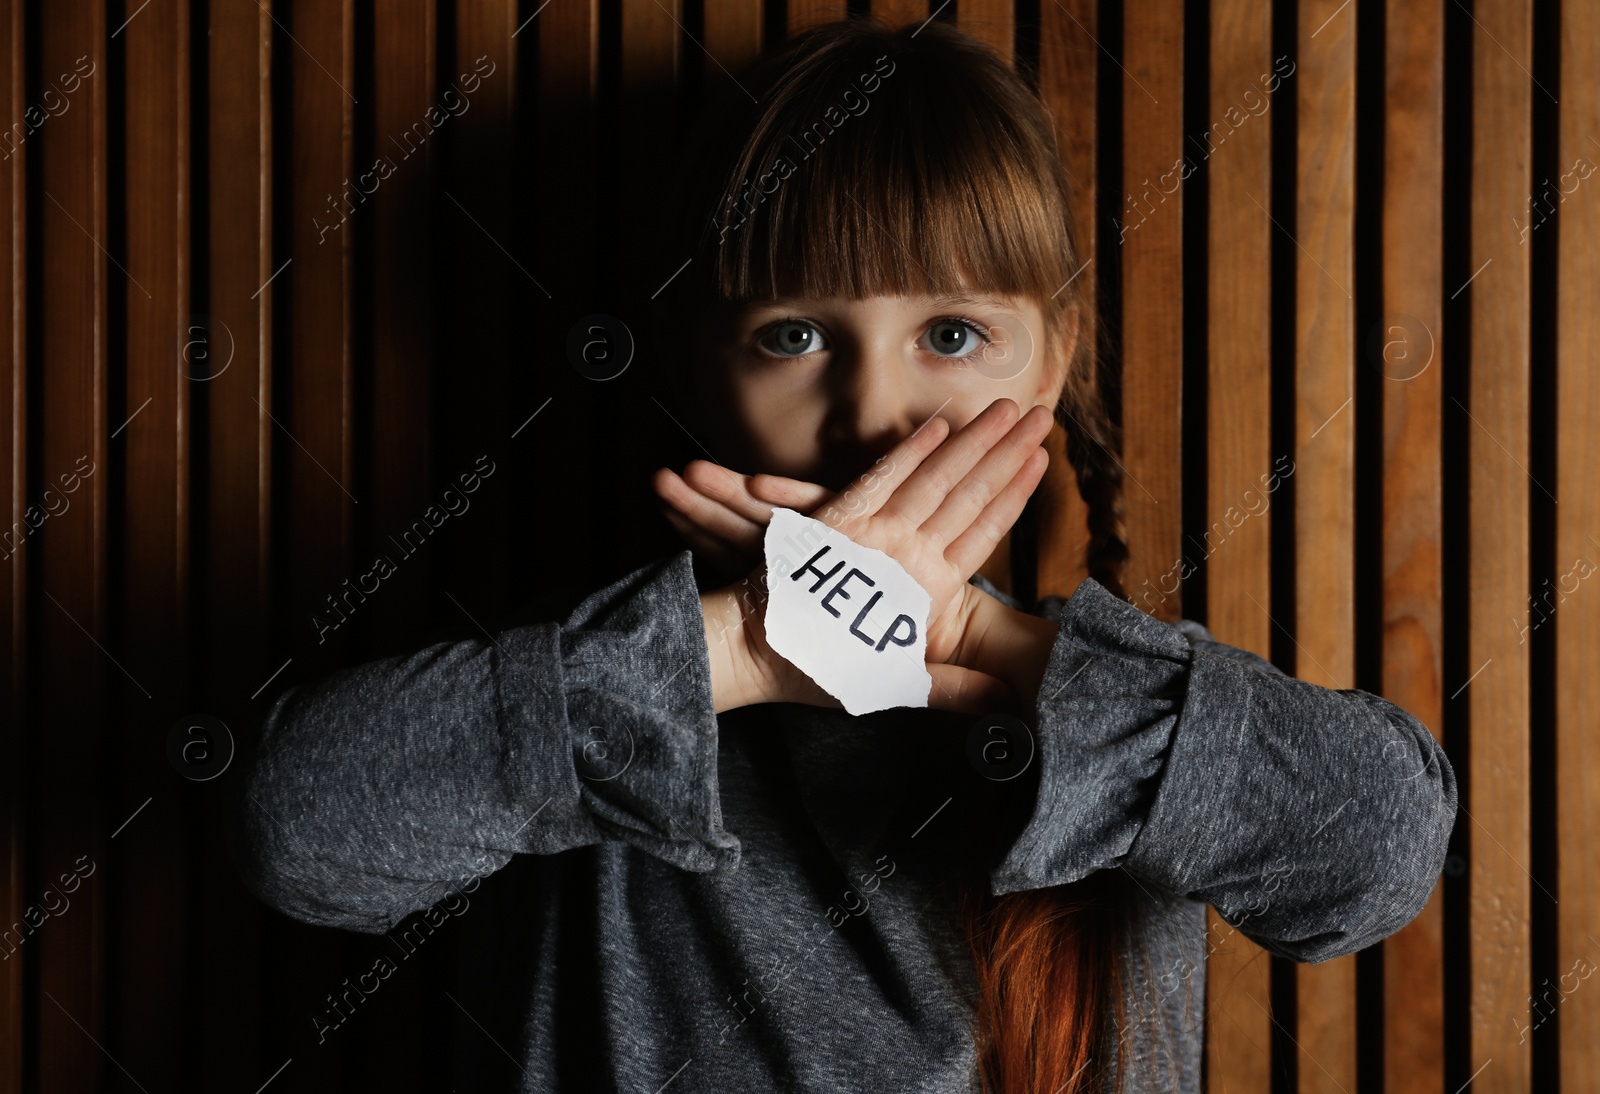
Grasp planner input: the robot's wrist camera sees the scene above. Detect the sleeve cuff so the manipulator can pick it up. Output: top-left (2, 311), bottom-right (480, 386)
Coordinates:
top-left (989, 577), bottom-right (1457, 964)
top-left (495, 549), bottom-right (742, 874)
top-left (990, 577), bottom-right (1195, 895)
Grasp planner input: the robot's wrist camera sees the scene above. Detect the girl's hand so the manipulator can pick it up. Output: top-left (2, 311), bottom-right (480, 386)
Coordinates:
top-left (653, 463), bottom-right (833, 586)
top-left (716, 398), bottom-right (1055, 715)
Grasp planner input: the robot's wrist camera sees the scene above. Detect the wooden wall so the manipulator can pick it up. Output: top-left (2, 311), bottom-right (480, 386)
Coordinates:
top-left (1, 0), bottom-right (1594, 1091)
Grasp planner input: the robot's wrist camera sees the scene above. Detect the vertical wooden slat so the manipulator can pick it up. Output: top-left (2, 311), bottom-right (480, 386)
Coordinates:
top-left (361, 0), bottom-right (437, 1083)
top-left (0, 0), bottom-right (23, 1089)
top-left (1380, 2), bottom-right (1447, 1093)
top-left (438, 3), bottom-right (516, 612)
top-left (438, 12), bottom-right (523, 1077)
top-left (204, 1), bottom-right (273, 695)
top-left (1293, 0), bottom-right (1358, 1089)
top-left (619, 0), bottom-right (678, 257)
top-left (535, 0), bottom-right (599, 597)
top-left (788, 0), bottom-right (847, 36)
top-left (279, 3), bottom-right (357, 1088)
top-left (287, 0), bottom-right (356, 661)
top-left (1119, 0), bottom-right (1184, 623)
top-left (1203, 1), bottom-right (1275, 1089)
top-left (869, 0), bottom-right (928, 34)
top-left (1467, 1), bottom-right (1532, 1091)
top-left (957, 0), bottom-right (1012, 65)
top-left (1033, 0), bottom-right (1093, 603)
top-left (200, 0), bottom-right (271, 1084)
top-left (618, 0), bottom-right (677, 161)
top-left (538, 0), bottom-right (599, 304)
top-left (1557, 4), bottom-right (1600, 1089)
top-left (116, 0), bottom-right (189, 1087)
top-left (2, 2), bottom-right (1597, 1087)
top-left (608, 0), bottom-right (678, 586)
top-left (705, 0), bottom-right (762, 72)
top-left (36, 2), bottom-right (108, 1090)
top-left (366, 0), bottom-right (436, 661)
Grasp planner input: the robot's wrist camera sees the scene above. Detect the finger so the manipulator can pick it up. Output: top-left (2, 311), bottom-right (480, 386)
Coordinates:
top-left (922, 404), bottom-right (1054, 548)
top-left (678, 464), bottom-right (837, 536)
top-left (655, 466), bottom-right (765, 554)
top-left (747, 473), bottom-right (834, 514)
top-left (681, 460), bottom-right (781, 530)
top-left (654, 474), bottom-right (721, 546)
top-left (944, 446), bottom-right (1050, 577)
top-left (660, 503), bottom-right (749, 578)
top-left (925, 663), bottom-right (1019, 716)
top-left (877, 399), bottom-right (1025, 535)
top-left (811, 413), bottom-right (951, 528)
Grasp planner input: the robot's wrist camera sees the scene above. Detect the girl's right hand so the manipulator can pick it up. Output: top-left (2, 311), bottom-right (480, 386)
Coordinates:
top-left (654, 463), bottom-right (834, 586)
top-left (711, 398), bottom-right (1054, 715)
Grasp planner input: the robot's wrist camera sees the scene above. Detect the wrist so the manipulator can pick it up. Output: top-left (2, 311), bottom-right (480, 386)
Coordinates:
top-left (967, 592), bottom-right (1061, 714)
top-left (701, 567), bottom-right (838, 712)
top-left (700, 576), bottom-right (773, 713)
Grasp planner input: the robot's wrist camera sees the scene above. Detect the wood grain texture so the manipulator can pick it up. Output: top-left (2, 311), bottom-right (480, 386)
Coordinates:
top-left (286, 0), bottom-right (356, 665)
top-left (789, 0), bottom-right (848, 36)
top-left (533, 0), bottom-right (601, 597)
top-left (1467, 2), bottom-right (1532, 1091)
top-left (1557, 4), bottom-right (1600, 1089)
top-left (435, 1), bottom-right (516, 620)
top-left (361, 1), bottom-right (439, 1083)
top-left (1293, 0), bottom-right (1359, 1089)
top-left (36, 3), bottom-right (107, 1091)
top-left (0, 3), bottom-right (1591, 1089)
top-left (1118, 0), bottom-right (1184, 625)
top-left (958, 0), bottom-right (1013, 65)
top-left (199, 0), bottom-right (272, 1084)
top-left (1379, 3), bottom-right (1447, 1093)
top-left (115, 0), bottom-right (190, 1088)
top-left (366, 0), bottom-right (437, 654)
top-left (1202, 1), bottom-right (1276, 1089)
top-left (610, 0), bottom-right (685, 588)
top-left (1032, 0), bottom-right (1093, 603)
top-left (705, 0), bottom-right (763, 73)
top-left (869, 0), bottom-right (929, 33)
top-left (278, 3), bottom-right (358, 1090)
top-left (0, 0), bottom-right (23, 1090)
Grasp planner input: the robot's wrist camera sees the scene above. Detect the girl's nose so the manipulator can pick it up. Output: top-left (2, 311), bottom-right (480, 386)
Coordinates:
top-left (816, 344), bottom-right (945, 490)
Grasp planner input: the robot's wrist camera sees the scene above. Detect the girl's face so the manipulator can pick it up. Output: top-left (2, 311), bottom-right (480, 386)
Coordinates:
top-left (690, 292), bottom-right (1071, 493)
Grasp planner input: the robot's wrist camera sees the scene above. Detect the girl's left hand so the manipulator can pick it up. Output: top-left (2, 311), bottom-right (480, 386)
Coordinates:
top-left (653, 461), bottom-right (834, 585)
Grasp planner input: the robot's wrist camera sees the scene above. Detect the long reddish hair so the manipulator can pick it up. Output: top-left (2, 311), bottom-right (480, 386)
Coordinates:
top-left (651, 19), bottom-right (1157, 1093)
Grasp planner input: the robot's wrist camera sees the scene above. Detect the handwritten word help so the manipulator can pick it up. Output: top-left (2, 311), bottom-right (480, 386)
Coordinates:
top-left (762, 507), bottom-right (932, 715)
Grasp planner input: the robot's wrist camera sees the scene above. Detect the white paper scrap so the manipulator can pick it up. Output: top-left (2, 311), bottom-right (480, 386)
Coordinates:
top-left (762, 507), bottom-right (933, 716)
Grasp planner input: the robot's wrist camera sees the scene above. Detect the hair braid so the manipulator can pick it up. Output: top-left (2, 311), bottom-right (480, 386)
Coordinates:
top-left (1057, 346), bottom-right (1131, 604)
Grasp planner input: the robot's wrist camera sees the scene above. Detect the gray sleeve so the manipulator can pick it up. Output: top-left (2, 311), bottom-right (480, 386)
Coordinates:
top-left (989, 578), bottom-right (1457, 965)
top-left (228, 549), bottom-right (739, 935)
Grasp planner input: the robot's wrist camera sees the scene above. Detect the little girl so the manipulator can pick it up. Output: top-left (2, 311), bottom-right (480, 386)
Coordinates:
top-left (231, 19), bottom-right (1456, 1094)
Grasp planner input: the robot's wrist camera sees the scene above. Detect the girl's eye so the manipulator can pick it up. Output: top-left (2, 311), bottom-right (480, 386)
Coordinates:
top-left (757, 320), bottom-right (826, 358)
top-left (923, 317), bottom-right (993, 364)
top-left (753, 314), bottom-right (995, 364)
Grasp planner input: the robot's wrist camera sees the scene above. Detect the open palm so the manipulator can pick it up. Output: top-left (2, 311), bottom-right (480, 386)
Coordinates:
top-left (667, 399), bottom-right (1054, 712)
top-left (797, 400), bottom-right (1052, 674)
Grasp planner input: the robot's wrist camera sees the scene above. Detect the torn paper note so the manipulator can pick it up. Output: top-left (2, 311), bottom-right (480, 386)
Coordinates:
top-left (762, 507), bottom-right (933, 716)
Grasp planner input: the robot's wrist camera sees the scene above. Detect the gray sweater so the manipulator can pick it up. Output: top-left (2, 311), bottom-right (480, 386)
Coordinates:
top-left (229, 549), bottom-right (1456, 1092)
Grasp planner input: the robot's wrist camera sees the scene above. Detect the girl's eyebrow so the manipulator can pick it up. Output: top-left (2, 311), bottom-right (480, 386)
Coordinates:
top-left (929, 292), bottom-right (1022, 311)
top-left (753, 292), bottom-right (1022, 311)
